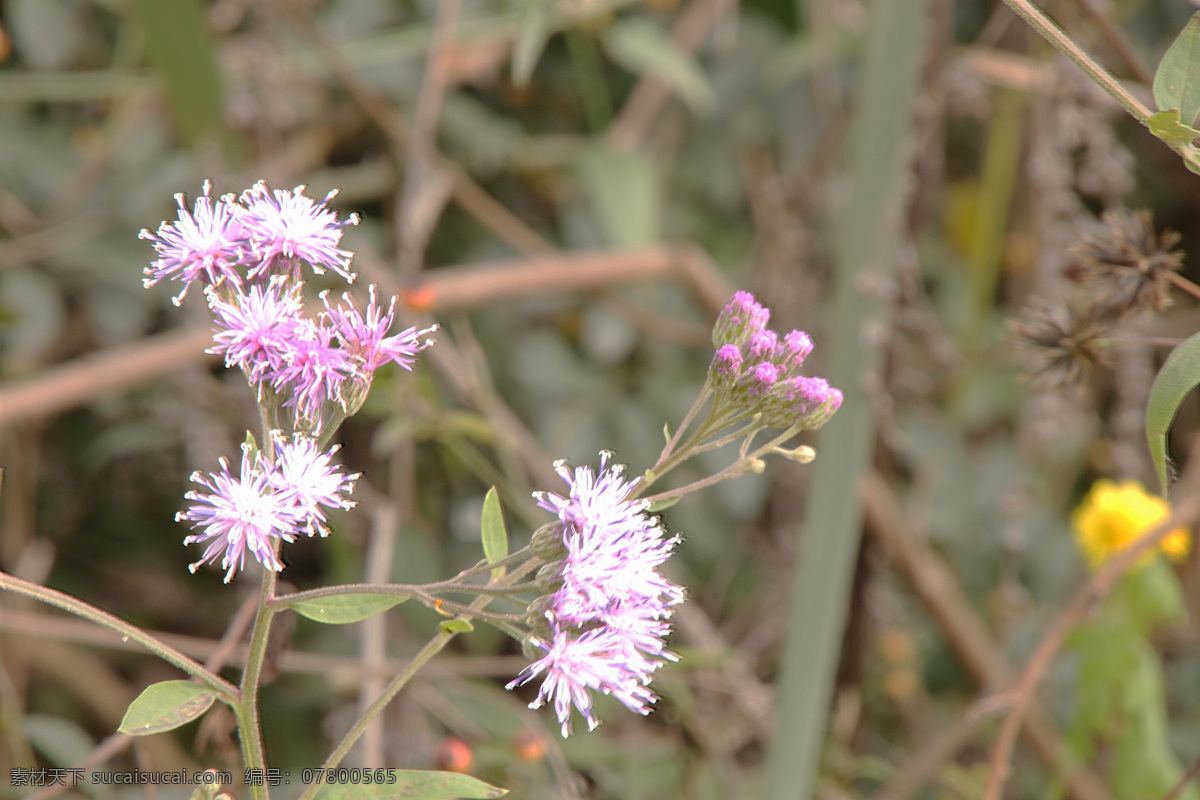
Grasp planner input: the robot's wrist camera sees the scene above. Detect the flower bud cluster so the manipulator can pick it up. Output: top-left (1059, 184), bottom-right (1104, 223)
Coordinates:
top-left (708, 292), bottom-right (842, 429)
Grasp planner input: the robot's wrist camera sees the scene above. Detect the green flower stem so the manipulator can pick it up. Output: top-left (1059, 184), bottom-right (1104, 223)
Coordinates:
top-left (298, 628), bottom-right (455, 800)
top-left (298, 558), bottom-right (543, 799)
top-left (0, 571), bottom-right (237, 701)
top-left (236, 568), bottom-right (278, 800)
top-left (1001, 0), bottom-right (1150, 122)
top-left (1002, 0), bottom-right (1200, 173)
top-left (640, 426), bottom-right (800, 507)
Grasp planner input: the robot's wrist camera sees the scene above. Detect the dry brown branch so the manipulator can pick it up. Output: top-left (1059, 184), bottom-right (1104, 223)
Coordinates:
top-left (606, 0), bottom-right (736, 153)
top-left (396, 0), bottom-right (460, 277)
top-left (0, 327), bottom-right (215, 430)
top-left (871, 693), bottom-right (1010, 800)
top-left (0, 246), bottom-right (731, 431)
top-left (980, 439), bottom-right (1200, 800)
top-left (299, 14), bottom-right (554, 256)
top-left (862, 471), bottom-right (1110, 800)
top-left (0, 607), bottom-right (527, 679)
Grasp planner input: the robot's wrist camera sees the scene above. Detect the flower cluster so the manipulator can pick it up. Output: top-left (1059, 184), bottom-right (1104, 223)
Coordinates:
top-left (207, 279), bottom-right (436, 422)
top-left (177, 436), bottom-right (359, 583)
top-left (141, 180), bottom-right (360, 303)
top-left (143, 181), bottom-right (437, 580)
top-left (708, 291), bottom-right (842, 429)
top-left (1071, 479), bottom-right (1190, 571)
top-left (507, 453), bottom-right (684, 736)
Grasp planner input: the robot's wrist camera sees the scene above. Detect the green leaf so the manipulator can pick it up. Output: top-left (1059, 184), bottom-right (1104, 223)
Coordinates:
top-left (1146, 330), bottom-right (1200, 493)
top-left (131, 0), bottom-right (226, 149)
top-left (480, 487), bottom-right (508, 581)
top-left (601, 17), bottom-right (715, 115)
top-left (314, 771), bottom-right (506, 800)
top-left (646, 495), bottom-right (681, 513)
top-left (576, 142), bottom-right (659, 247)
top-left (292, 593), bottom-right (407, 624)
top-left (440, 618), bottom-right (474, 634)
top-left (118, 680), bottom-right (216, 736)
top-left (1154, 12), bottom-right (1200, 127)
top-left (512, 0), bottom-right (552, 87)
top-left (1147, 108), bottom-right (1200, 148)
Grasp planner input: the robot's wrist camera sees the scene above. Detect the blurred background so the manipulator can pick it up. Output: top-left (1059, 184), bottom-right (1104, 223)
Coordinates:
top-left (5, 0), bottom-right (1200, 798)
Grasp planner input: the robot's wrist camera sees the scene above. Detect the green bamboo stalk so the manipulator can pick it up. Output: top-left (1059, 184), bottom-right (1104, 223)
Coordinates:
top-left (762, 1), bottom-right (931, 797)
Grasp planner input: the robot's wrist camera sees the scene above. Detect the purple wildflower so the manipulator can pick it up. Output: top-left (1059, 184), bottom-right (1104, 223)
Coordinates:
top-left (140, 181), bottom-right (245, 305)
top-left (240, 182), bottom-right (359, 282)
top-left (207, 279), bottom-right (305, 385)
top-left (713, 290), bottom-right (770, 348)
top-left (514, 453), bottom-right (683, 736)
top-left (507, 627), bottom-right (661, 738)
top-left (271, 435), bottom-right (359, 537)
top-left (322, 285), bottom-right (439, 373)
top-left (177, 445), bottom-right (301, 583)
top-left (269, 319), bottom-right (355, 422)
top-left (781, 330), bottom-right (813, 368)
top-left (743, 361), bottom-right (779, 398)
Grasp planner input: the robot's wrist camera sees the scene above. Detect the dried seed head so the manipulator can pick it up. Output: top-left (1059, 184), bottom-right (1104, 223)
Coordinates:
top-left (1065, 209), bottom-right (1183, 321)
top-left (1009, 299), bottom-right (1111, 392)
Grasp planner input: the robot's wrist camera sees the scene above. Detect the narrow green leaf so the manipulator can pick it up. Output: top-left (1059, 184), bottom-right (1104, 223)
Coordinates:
top-left (763, 0), bottom-right (928, 797)
top-left (576, 142), bottom-right (659, 247)
top-left (1155, 12), bottom-right (1200, 126)
top-left (1146, 330), bottom-right (1200, 493)
top-left (440, 618), bottom-right (474, 634)
top-left (645, 495), bottom-right (681, 513)
top-left (314, 770), bottom-right (506, 800)
top-left (292, 593), bottom-right (407, 624)
top-left (601, 17), bottom-right (715, 114)
top-left (131, 0), bottom-right (226, 149)
top-left (1147, 108), bottom-right (1200, 148)
top-left (512, 0), bottom-right (552, 87)
top-left (480, 487), bottom-right (508, 580)
top-left (118, 680), bottom-right (216, 736)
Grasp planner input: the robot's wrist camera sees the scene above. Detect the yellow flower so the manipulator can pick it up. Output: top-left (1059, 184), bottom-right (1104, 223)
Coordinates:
top-left (1071, 479), bottom-right (1190, 570)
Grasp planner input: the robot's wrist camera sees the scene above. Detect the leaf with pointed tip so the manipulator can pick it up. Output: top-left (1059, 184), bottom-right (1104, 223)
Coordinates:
top-left (601, 17), bottom-right (715, 114)
top-left (1155, 12), bottom-right (1200, 126)
top-left (291, 593), bottom-right (407, 624)
top-left (512, 0), bottom-right (552, 87)
top-left (481, 487), bottom-right (508, 581)
top-left (119, 680), bottom-right (216, 736)
top-left (440, 618), bottom-right (475, 634)
top-left (1146, 330), bottom-right (1200, 493)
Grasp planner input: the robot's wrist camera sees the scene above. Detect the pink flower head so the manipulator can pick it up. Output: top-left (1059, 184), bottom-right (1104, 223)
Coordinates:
top-left (507, 626), bottom-right (661, 737)
top-left (177, 445), bottom-right (300, 583)
top-left (141, 181), bottom-right (245, 305)
top-left (269, 319), bottom-right (355, 422)
top-left (515, 453), bottom-right (684, 736)
top-left (240, 182), bottom-right (360, 282)
top-left (207, 279), bottom-right (305, 386)
top-left (271, 434), bottom-right (359, 537)
top-left (322, 285), bottom-right (439, 373)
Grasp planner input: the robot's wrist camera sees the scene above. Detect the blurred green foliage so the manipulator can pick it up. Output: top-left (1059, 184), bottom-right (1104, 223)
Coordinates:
top-left (6, 0), bottom-right (1200, 798)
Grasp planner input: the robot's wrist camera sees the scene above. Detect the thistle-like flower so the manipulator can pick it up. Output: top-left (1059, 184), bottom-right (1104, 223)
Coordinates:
top-left (207, 279), bottom-right (306, 386)
top-left (1066, 209), bottom-right (1184, 321)
top-left (140, 181), bottom-right (245, 304)
top-left (322, 285), bottom-right (439, 373)
top-left (510, 453), bottom-right (683, 736)
top-left (177, 445), bottom-right (301, 583)
top-left (271, 434), bottom-right (359, 537)
top-left (240, 182), bottom-right (360, 282)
